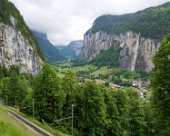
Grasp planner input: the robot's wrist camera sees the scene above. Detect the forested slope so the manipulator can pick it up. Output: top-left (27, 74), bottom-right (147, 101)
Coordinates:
top-left (87, 2), bottom-right (170, 40)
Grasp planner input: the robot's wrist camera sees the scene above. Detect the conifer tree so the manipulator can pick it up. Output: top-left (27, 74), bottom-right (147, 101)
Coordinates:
top-left (102, 87), bottom-right (120, 136)
top-left (127, 89), bottom-right (145, 136)
top-left (62, 70), bottom-right (78, 116)
top-left (7, 71), bottom-right (20, 105)
top-left (151, 33), bottom-right (170, 135)
top-left (33, 64), bottom-right (65, 123)
top-left (79, 82), bottom-right (107, 136)
top-left (115, 89), bottom-right (130, 136)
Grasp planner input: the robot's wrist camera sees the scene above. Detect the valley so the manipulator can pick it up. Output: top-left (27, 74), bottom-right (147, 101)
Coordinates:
top-left (53, 62), bottom-right (150, 88)
top-left (0, 0), bottom-right (170, 136)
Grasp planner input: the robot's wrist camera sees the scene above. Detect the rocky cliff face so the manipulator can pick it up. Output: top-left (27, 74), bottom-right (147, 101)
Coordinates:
top-left (81, 2), bottom-right (170, 71)
top-left (0, 23), bottom-right (43, 74)
top-left (81, 31), bottom-right (160, 71)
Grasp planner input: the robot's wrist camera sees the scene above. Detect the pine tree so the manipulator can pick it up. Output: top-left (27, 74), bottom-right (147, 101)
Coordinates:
top-left (115, 89), bottom-right (130, 136)
top-left (78, 82), bottom-right (107, 136)
top-left (62, 70), bottom-right (78, 117)
top-left (127, 89), bottom-right (146, 136)
top-left (33, 64), bottom-right (65, 123)
top-left (151, 33), bottom-right (170, 135)
top-left (102, 87), bottom-right (120, 136)
top-left (7, 71), bottom-right (20, 105)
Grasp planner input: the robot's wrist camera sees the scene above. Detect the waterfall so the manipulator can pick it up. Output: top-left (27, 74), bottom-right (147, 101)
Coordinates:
top-left (131, 34), bottom-right (140, 71)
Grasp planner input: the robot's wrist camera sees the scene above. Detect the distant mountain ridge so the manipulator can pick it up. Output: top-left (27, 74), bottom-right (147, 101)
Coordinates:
top-left (56, 40), bottom-right (83, 59)
top-left (33, 31), bottom-right (64, 63)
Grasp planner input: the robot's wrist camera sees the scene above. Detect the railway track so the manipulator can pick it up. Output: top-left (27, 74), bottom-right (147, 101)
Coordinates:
top-left (7, 109), bottom-right (53, 136)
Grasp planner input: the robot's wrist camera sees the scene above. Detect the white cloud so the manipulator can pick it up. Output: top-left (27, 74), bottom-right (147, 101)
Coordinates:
top-left (10, 0), bottom-right (170, 45)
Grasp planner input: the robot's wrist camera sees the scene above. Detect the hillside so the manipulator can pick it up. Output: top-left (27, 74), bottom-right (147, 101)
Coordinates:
top-left (87, 2), bottom-right (170, 40)
top-left (81, 2), bottom-right (170, 71)
top-left (33, 31), bottom-right (64, 63)
top-left (0, 106), bottom-right (38, 136)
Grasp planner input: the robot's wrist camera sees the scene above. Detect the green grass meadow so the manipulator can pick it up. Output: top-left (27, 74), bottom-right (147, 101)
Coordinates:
top-left (0, 106), bottom-right (38, 136)
top-left (7, 107), bottom-right (69, 136)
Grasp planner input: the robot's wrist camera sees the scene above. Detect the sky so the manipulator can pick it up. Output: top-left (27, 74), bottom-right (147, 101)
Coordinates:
top-left (10, 0), bottom-right (170, 45)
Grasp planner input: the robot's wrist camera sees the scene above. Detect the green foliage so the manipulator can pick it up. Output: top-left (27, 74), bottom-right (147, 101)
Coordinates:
top-left (0, 106), bottom-right (38, 136)
top-left (73, 82), bottom-right (149, 136)
top-left (102, 87), bottom-right (120, 136)
top-left (20, 88), bottom-right (34, 116)
top-left (0, 66), bottom-right (8, 77)
top-left (112, 76), bottom-right (131, 87)
top-left (104, 81), bottom-right (109, 87)
top-left (7, 71), bottom-right (18, 105)
top-left (0, 64), bottom-right (152, 136)
top-left (77, 82), bottom-right (107, 136)
top-left (71, 59), bottom-right (88, 67)
top-left (127, 89), bottom-right (146, 136)
top-left (151, 33), bottom-right (170, 135)
top-left (91, 42), bottom-right (121, 67)
top-left (0, 0), bottom-right (44, 60)
top-left (54, 62), bottom-right (150, 87)
top-left (62, 70), bottom-right (78, 117)
top-left (62, 70), bottom-right (77, 96)
top-left (115, 89), bottom-right (130, 136)
top-left (88, 2), bottom-right (170, 40)
top-left (33, 64), bottom-right (65, 123)
top-left (143, 101), bottom-right (153, 136)
top-left (0, 65), bottom-right (32, 106)
top-left (111, 69), bottom-right (149, 86)
top-left (86, 14), bottom-right (131, 35)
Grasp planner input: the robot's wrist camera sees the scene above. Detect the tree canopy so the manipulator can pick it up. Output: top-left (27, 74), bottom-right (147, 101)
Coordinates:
top-left (151, 33), bottom-right (170, 135)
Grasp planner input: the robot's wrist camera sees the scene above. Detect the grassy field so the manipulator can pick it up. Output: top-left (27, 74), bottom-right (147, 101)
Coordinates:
top-left (54, 64), bottom-right (113, 78)
top-left (54, 64), bottom-right (97, 73)
top-left (7, 107), bottom-right (69, 136)
top-left (53, 63), bottom-right (149, 88)
top-left (0, 106), bottom-right (38, 136)
top-left (91, 66), bottom-right (114, 77)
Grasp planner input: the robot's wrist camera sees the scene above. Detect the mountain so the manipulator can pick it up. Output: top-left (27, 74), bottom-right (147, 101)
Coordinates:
top-left (33, 31), bottom-right (64, 63)
top-left (56, 40), bottom-right (83, 59)
top-left (0, 0), bottom-right (43, 74)
top-left (81, 2), bottom-right (170, 71)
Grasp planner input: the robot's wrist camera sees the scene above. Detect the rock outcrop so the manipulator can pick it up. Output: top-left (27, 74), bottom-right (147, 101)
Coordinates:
top-left (0, 23), bottom-right (43, 74)
top-left (81, 31), bottom-right (160, 71)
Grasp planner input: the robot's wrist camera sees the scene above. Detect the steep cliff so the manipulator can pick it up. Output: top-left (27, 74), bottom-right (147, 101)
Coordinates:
top-left (0, 23), bottom-right (43, 74)
top-left (82, 31), bottom-right (159, 71)
top-left (0, 0), bottom-right (43, 74)
top-left (81, 2), bottom-right (170, 71)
